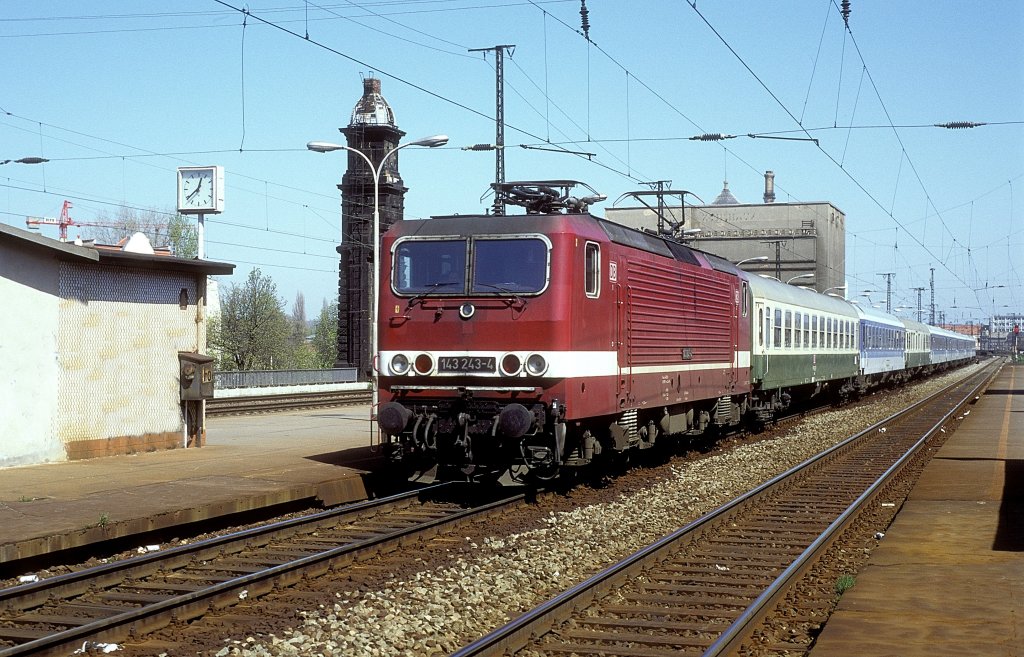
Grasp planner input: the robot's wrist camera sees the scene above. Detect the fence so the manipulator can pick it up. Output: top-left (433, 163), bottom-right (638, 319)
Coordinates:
top-left (214, 368), bottom-right (359, 389)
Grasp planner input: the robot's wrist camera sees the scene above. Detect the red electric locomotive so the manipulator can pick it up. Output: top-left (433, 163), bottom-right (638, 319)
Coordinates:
top-left (376, 182), bottom-right (751, 481)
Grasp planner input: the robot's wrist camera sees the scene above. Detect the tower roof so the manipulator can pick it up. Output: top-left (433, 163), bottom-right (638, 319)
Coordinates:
top-left (349, 77), bottom-right (396, 127)
top-left (712, 180), bottom-right (740, 205)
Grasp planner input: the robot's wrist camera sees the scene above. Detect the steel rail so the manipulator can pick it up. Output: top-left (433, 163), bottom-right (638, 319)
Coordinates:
top-left (449, 362), bottom-right (997, 657)
top-left (0, 484), bottom-right (529, 657)
top-left (0, 484), bottom-right (447, 613)
top-left (206, 389), bottom-right (370, 416)
top-left (701, 362), bottom-right (995, 656)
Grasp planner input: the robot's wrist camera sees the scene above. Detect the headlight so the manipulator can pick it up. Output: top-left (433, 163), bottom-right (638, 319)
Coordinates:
top-left (501, 353), bottom-right (522, 376)
top-left (414, 353), bottom-right (435, 375)
top-left (525, 353), bottom-right (548, 376)
top-left (389, 354), bottom-right (411, 375)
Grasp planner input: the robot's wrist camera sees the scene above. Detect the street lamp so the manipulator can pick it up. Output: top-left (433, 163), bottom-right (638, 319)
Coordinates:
top-left (307, 134), bottom-right (448, 435)
top-left (823, 285), bottom-right (847, 295)
top-left (735, 255), bottom-right (769, 267)
top-left (0, 156), bottom-right (48, 165)
top-left (786, 273), bottom-right (814, 285)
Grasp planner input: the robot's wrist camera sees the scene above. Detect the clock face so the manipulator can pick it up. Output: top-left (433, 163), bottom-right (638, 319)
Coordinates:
top-left (177, 166), bottom-right (222, 213)
top-left (181, 170), bottom-right (212, 208)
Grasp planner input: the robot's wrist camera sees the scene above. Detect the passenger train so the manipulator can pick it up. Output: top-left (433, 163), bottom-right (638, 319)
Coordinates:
top-left (373, 181), bottom-right (976, 481)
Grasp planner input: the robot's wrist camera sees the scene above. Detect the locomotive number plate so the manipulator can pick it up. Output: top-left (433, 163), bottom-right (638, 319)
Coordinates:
top-left (437, 356), bottom-right (496, 373)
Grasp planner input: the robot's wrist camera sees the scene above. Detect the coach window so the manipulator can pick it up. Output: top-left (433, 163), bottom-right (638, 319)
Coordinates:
top-left (774, 308), bottom-right (782, 348)
top-left (811, 316), bottom-right (818, 348)
top-left (758, 308), bottom-right (764, 347)
top-left (785, 310), bottom-right (793, 348)
top-left (585, 242), bottom-right (600, 298)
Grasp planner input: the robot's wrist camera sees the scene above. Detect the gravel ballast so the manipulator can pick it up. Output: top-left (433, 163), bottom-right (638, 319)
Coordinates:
top-left (191, 364), bottom-right (989, 657)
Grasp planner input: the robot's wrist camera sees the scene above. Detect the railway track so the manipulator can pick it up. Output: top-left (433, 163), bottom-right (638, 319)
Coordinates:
top-left (206, 388), bottom-right (371, 416)
top-left (451, 361), bottom-right (997, 657)
top-left (0, 484), bottom-right (527, 657)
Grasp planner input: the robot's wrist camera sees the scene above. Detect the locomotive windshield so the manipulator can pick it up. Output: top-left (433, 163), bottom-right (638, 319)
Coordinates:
top-left (392, 236), bottom-right (549, 296)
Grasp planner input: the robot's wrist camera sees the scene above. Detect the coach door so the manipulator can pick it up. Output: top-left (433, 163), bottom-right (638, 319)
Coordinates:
top-left (611, 259), bottom-right (631, 400)
top-left (754, 300), bottom-right (770, 382)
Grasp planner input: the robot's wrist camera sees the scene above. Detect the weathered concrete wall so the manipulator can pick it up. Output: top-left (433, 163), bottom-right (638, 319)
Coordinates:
top-left (55, 262), bottom-right (199, 459)
top-left (0, 247), bottom-right (65, 467)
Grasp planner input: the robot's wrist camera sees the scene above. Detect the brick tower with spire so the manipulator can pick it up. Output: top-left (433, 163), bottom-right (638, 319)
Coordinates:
top-left (335, 77), bottom-right (407, 378)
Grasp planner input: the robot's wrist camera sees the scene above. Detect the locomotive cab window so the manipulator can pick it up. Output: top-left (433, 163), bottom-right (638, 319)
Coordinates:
top-left (471, 237), bottom-right (550, 295)
top-left (393, 236), bottom-right (551, 297)
top-left (393, 238), bottom-right (468, 294)
top-left (584, 242), bottom-right (600, 298)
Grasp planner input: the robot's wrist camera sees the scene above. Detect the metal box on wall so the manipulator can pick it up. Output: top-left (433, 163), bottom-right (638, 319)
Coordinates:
top-left (178, 352), bottom-right (214, 400)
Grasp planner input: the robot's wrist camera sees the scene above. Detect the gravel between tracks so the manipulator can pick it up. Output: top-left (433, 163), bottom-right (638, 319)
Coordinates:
top-left (161, 364), bottom-right (988, 657)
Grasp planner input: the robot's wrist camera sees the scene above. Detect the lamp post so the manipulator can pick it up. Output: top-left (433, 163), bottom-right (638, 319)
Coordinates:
top-left (735, 255), bottom-right (769, 267)
top-left (307, 134), bottom-right (448, 433)
top-left (822, 285), bottom-right (847, 296)
top-left (786, 273), bottom-right (814, 285)
top-left (0, 156), bottom-right (48, 165)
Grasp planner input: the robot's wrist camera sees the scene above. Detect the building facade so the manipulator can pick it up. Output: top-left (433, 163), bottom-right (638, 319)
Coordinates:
top-left (990, 313), bottom-right (1023, 337)
top-left (605, 175), bottom-right (846, 295)
top-left (1, 224), bottom-right (232, 467)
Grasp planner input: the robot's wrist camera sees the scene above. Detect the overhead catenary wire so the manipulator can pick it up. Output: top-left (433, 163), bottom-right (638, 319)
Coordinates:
top-left (682, 0), bottom-right (980, 303)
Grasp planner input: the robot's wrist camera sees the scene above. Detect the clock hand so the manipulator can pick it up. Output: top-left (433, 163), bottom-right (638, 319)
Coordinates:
top-left (186, 178), bottom-right (203, 202)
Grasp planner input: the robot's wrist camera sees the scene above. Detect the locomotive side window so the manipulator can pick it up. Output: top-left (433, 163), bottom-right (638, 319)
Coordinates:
top-left (741, 282), bottom-right (749, 317)
top-left (393, 239), bottom-right (468, 294)
top-left (585, 242), bottom-right (600, 298)
top-left (471, 237), bottom-right (549, 295)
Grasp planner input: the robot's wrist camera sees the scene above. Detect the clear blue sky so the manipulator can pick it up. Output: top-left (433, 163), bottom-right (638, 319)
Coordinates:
top-left (2, 1), bottom-right (1022, 324)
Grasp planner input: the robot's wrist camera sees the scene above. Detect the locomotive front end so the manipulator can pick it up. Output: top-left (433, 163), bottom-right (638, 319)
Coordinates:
top-left (376, 215), bottom-right (585, 481)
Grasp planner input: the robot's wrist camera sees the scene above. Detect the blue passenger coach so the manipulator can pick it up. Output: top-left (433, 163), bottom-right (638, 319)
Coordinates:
top-left (928, 325), bottom-right (975, 366)
top-left (856, 304), bottom-right (905, 379)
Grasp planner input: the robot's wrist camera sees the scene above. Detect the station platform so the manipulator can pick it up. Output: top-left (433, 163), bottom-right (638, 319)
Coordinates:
top-left (0, 405), bottom-right (382, 565)
top-left (810, 362), bottom-right (1023, 656)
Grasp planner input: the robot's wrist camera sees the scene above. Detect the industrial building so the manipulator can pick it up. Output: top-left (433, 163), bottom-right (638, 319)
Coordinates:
top-left (1, 223), bottom-right (233, 467)
top-left (605, 172), bottom-right (847, 295)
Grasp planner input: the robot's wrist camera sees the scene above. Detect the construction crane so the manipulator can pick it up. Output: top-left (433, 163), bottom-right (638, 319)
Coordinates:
top-left (26, 200), bottom-right (164, 243)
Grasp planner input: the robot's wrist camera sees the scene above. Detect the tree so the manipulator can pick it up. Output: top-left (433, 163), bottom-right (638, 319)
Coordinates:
top-left (287, 291), bottom-right (321, 369)
top-left (82, 207), bottom-right (197, 258)
top-left (210, 269), bottom-right (291, 370)
top-left (291, 291), bottom-right (308, 346)
top-left (311, 299), bottom-right (339, 368)
top-left (164, 214), bottom-right (198, 258)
